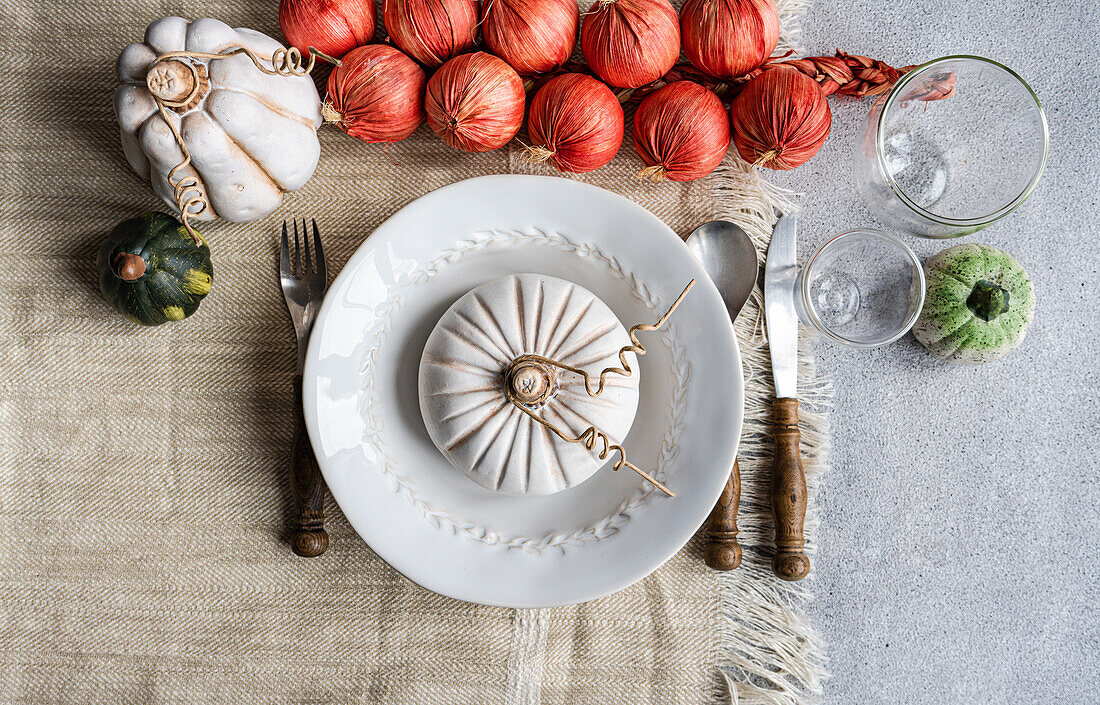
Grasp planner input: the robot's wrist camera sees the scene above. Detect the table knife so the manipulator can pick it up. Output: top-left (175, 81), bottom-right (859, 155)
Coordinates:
top-left (763, 214), bottom-right (810, 581)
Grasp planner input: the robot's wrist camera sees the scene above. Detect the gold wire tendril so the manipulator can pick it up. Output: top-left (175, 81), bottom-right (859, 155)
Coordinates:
top-left (502, 280), bottom-right (696, 498)
top-left (152, 100), bottom-right (206, 244)
top-left (156, 44), bottom-right (341, 82)
top-left (146, 45), bottom-right (341, 243)
top-left (509, 402), bottom-right (676, 497)
top-left (510, 279), bottom-right (695, 398)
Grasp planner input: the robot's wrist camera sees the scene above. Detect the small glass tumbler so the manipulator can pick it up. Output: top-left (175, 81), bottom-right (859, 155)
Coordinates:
top-left (855, 56), bottom-right (1049, 238)
top-left (795, 230), bottom-right (925, 347)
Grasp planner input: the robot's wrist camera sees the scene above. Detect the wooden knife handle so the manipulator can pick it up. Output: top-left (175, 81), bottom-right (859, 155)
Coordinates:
top-left (291, 374), bottom-right (329, 557)
top-left (704, 460), bottom-right (742, 570)
top-left (771, 397), bottom-right (809, 581)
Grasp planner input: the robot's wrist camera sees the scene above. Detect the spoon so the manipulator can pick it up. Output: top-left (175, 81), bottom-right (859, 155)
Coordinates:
top-left (686, 221), bottom-right (759, 571)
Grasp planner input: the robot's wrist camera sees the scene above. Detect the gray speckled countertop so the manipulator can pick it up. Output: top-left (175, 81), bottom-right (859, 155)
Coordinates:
top-left (766, 0), bottom-right (1100, 701)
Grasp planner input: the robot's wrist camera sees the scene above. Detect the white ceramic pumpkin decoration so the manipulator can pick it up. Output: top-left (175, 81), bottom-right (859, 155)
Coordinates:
top-left (419, 274), bottom-right (641, 496)
top-left (114, 17), bottom-right (323, 223)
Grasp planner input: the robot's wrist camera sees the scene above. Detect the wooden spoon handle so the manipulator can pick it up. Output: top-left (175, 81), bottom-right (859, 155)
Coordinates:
top-left (771, 397), bottom-right (809, 581)
top-left (704, 460), bottom-right (742, 570)
top-left (291, 374), bottom-right (329, 557)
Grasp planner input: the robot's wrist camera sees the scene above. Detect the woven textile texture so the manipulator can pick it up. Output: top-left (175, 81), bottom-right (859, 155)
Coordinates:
top-left (0, 1), bottom-right (826, 703)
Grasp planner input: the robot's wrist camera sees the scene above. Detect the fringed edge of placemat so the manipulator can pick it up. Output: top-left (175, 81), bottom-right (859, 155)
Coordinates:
top-left (775, 0), bottom-right (813, 55)
top-left (707, 156), bottom-right (832, 705)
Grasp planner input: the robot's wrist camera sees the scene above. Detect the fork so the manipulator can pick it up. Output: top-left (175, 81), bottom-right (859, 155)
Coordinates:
top-left (280, 218), bottom-right (329, 557)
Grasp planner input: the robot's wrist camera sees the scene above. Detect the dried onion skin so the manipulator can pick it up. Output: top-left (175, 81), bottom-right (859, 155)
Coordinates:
top-left (324, 44), bottom-right (427, 143)
top-left (383, 0), bottom-right (479, 67)
top-left (425, 52), bottom-right (526, 152)
top-left (527, 73), bottom-right (624, 173)
top-left (581, 0), bottom-right (681, 88)
top-left (730, 66), bottom-right (832, 170)
top-left (633, 81), bottom-right (731, 181)
top-left (482, 0), bottom-right (579, 76)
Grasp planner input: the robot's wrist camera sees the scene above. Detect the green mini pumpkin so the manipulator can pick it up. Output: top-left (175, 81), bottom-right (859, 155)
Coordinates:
top-left (97, 213), bottom-right (213, 326)
top-left (912, 243), bottom-right (1035, 364)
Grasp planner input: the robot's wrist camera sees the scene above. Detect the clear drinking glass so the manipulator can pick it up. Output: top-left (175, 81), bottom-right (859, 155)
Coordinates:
top-left (854, 56), bottom-right (1049, 238)
top-left (795, 230), bottom-right (925, 347)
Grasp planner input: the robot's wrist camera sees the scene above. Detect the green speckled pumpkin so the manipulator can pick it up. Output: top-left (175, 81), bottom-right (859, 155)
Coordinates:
top-left (97, 213), bottom-right (213, 326)
top-left (912, 244), bottom-right (1034, 364)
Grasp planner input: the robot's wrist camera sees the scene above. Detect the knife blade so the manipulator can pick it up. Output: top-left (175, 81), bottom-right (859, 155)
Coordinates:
top-left (763, 213), bottom-right (810, 582)
top-left (764, 214), bottom-right (799, 399)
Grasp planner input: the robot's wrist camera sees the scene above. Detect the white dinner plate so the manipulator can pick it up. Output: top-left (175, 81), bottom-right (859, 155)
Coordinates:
top-left (303, 175), bottom-right (742, 607)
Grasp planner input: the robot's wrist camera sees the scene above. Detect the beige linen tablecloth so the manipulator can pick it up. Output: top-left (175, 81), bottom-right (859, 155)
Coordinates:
top-left (0, 1), bottom-right (827, 703)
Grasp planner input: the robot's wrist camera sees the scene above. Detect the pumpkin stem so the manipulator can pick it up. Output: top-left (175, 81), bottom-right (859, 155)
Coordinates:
top-left (113, 252), bottom-right (147, 282)
top-left (504, 358), bottom-right (555, 406)
top-left (966, 279), bottom-right (1010, 322)
top-left (146, 59), bottom-right (210, 112)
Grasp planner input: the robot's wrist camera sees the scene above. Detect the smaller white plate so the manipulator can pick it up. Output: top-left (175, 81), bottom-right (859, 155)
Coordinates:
top-left (304, 176), bottom-right (743, 607)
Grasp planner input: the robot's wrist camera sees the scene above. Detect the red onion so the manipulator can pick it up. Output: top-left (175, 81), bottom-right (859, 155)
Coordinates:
top-left (730, 66), bottom-right (832, 169)
top-left (383, 0), bottom-right (479, 67)
top-left (425, 52), bottom-right (526, 152)
top-left (633, 81), bottom-right (730, 181)
top-left (324, 45), bottom-right (427, 143)
top-left (581, 0), bottom-right (680, 88)
top-left (527, 73), bottom-right (624, 173)
top-left (481, 0), bottom-right (579, 76)
top-left (279, 0), bottom-right (377, 59)
top-left (680, 0), bottom-right (779, 79)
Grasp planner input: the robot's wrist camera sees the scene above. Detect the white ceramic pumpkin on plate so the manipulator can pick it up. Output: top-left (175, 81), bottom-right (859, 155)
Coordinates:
top-left (303, 176), bottom-right (743, 607)
top-left (114, 16), bottom-right (322, 223)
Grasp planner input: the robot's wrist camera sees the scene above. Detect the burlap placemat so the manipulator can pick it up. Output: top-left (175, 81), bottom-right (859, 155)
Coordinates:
top-left (0, 1), bottom-right (827, 703)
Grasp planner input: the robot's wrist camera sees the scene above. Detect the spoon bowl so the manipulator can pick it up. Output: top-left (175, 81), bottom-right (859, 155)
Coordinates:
top-left (686, 221), bottom-right (759, 321)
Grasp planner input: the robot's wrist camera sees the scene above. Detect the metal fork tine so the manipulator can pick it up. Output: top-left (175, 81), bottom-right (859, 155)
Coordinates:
top-left (302, 218), bottom-right (313, 274)
top-left (312, 219), bottom-right (325, 283)
top-left (293, 218), bottom-right (302, 277)
top-left (280, 220), bottom-right (291, 275)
